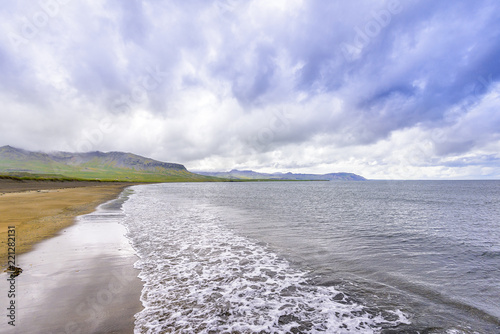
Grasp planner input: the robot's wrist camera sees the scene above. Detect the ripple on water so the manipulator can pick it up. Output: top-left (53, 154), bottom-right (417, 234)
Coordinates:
top-left (122, 193), bottom-right (410, 333)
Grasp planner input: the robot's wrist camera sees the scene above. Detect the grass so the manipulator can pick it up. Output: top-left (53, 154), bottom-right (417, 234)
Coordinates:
top-left (0, 158), bottom-right (307, 183)
top-left (0, 159), bottom-right (223, 183)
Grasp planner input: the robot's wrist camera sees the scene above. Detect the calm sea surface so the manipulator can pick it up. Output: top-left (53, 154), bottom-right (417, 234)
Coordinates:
top-left (120, 181), bottom-right (500, 333)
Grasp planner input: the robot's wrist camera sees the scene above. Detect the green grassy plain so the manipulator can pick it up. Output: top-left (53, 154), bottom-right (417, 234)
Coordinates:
top-left (0, 159), bottom-right (222, 183)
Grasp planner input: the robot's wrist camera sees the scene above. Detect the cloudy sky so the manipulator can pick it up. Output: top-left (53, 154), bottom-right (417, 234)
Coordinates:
top-left (1, 0), bottom-right (500, 179)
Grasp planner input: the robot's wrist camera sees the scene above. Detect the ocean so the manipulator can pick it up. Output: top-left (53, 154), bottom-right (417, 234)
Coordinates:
top-left (118, 181), bottom-right (500, 333)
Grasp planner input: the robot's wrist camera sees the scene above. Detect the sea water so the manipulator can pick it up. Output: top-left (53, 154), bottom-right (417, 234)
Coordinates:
top-left (120, 181), bottom-right (500, 333)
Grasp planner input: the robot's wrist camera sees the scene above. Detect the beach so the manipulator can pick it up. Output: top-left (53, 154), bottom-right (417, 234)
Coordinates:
top-left (0, 179), bottom-right (133, 262)
top-left (0, 179), bottom-right (143, 333)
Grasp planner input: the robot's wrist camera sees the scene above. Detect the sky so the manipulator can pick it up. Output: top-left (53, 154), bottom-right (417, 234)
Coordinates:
top-left (1, 0), bottom-right (500, 180)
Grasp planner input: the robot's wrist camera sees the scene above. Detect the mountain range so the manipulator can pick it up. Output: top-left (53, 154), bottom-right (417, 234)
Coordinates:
top-left (0, 146), bottom-right (366, 182)
top-left (195, 169), bottom-right (366, 181)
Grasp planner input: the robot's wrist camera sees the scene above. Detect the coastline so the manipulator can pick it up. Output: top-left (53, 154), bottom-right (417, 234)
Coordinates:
top-left (0, 180), bottom-right (144, 333)
top-left (0, 179), bottom-right (135, 264)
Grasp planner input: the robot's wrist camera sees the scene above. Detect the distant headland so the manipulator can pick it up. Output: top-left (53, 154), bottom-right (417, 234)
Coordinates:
top-left (196, 169), bottom-right (366, 181)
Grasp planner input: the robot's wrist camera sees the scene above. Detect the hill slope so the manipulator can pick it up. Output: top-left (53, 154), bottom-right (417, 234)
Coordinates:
top-left (0, 146), bottom-right (219, 182)
top-left (196, 169), bottom-right (366, 181)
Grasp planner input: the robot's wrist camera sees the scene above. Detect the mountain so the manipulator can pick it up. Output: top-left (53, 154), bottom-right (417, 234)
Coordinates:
top-left (195, 169), bottom-right (367, 181)
top-left (0, 146), bottom-right (219, 182)
top-left (0, 146), bottom-right (367, 182)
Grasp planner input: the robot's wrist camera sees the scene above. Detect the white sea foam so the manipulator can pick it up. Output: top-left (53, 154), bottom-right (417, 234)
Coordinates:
top-left (122, 185), bottom-right (410, 333)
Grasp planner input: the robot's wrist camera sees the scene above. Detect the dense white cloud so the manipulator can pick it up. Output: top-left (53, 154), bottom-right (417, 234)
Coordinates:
top-left (1, 0), bottom-right (499, 179)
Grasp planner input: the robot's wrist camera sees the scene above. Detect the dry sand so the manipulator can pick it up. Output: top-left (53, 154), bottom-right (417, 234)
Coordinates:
top-left (0, 179), bottom-right (133, 263)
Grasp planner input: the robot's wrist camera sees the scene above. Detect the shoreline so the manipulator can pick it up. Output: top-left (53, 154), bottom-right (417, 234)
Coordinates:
top-left (0, 180), bottom-right (144, 332)
top-left (0, 179), bottom-right (137, 264)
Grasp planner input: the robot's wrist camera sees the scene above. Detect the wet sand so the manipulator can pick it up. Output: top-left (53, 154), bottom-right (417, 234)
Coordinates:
top-left (0, 180), bottom-right (144, 333)
top-left (1, 199), bottom-right (143, 333)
